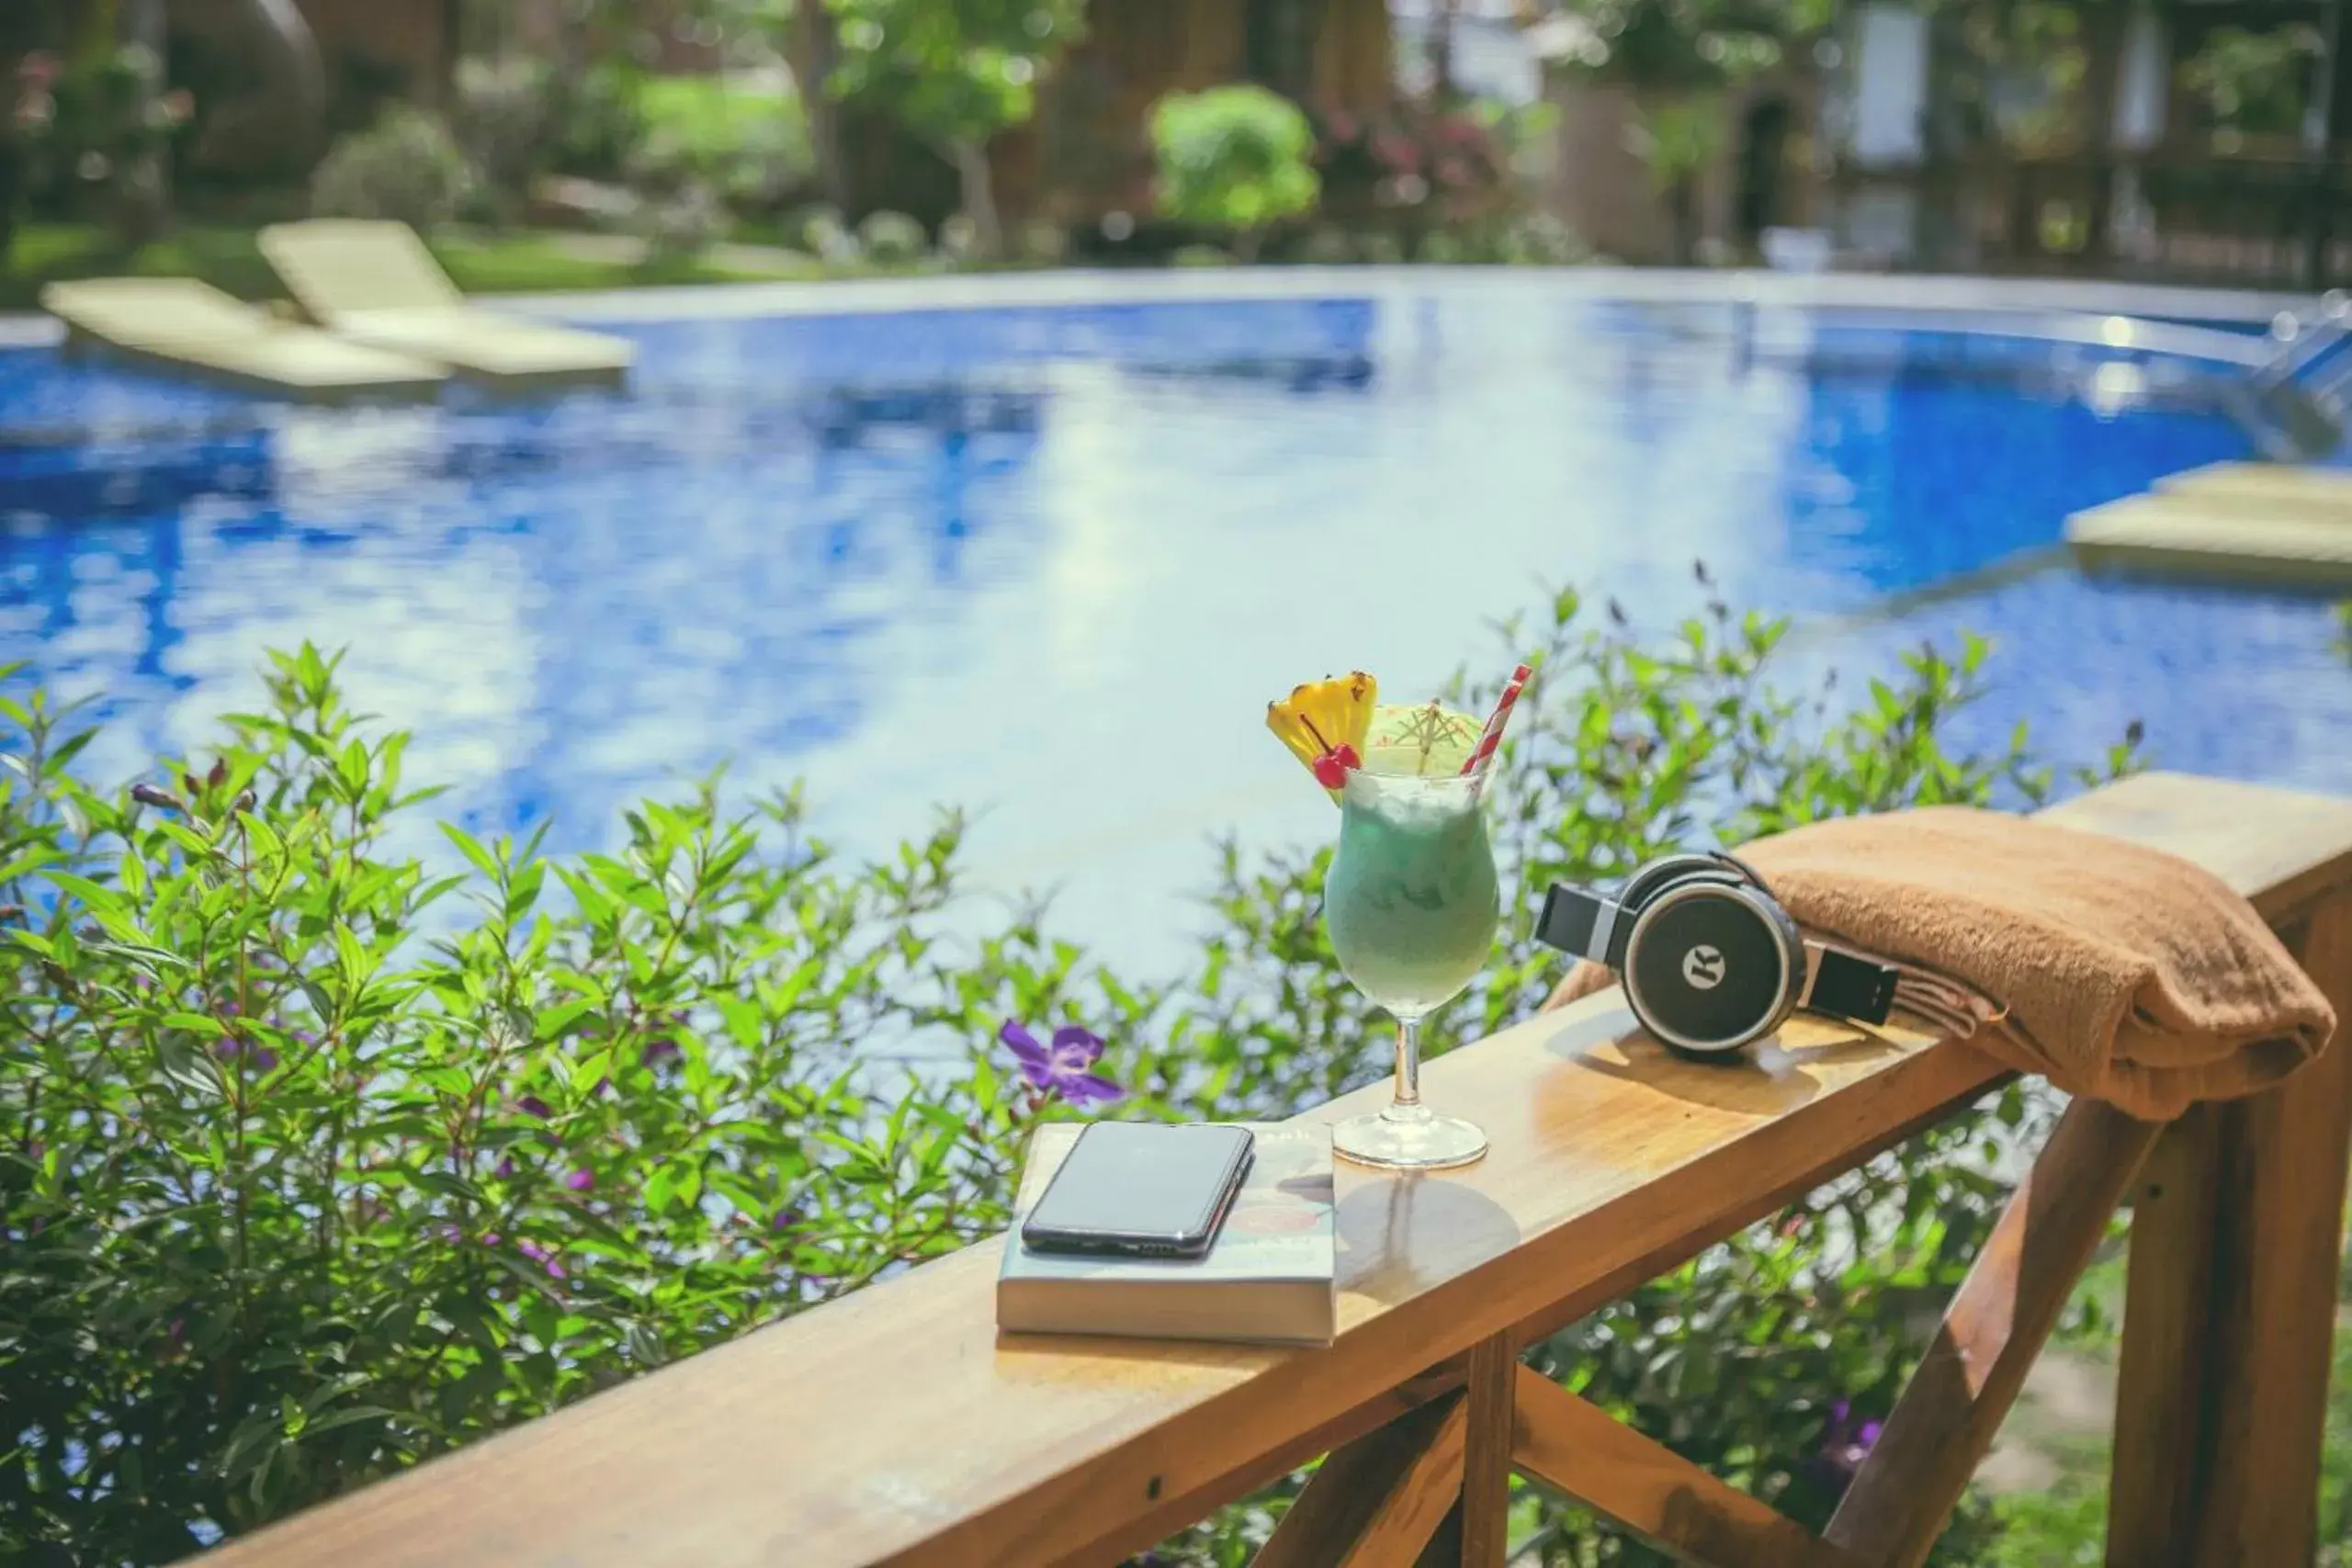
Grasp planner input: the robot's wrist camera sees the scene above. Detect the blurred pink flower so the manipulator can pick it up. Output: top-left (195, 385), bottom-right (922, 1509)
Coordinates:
top-left (1372, 132), bottom-right (1420, 174)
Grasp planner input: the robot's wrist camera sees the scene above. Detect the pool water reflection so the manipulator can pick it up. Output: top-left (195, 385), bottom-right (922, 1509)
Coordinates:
top-left (0, 285), bottom-right (2335, 976)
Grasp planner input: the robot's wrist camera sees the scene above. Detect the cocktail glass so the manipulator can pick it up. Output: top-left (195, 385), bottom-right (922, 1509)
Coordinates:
top-left (1322, 764), bottom-right (1500, 1170)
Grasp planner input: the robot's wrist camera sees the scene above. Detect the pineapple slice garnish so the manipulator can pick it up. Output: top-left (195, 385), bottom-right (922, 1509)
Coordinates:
top-left (1267, 671), bottom-right (1378, 801)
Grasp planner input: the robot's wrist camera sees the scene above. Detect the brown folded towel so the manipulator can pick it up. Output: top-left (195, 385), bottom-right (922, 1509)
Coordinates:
top-left (1543, 806), bottom-right (2337, 1122)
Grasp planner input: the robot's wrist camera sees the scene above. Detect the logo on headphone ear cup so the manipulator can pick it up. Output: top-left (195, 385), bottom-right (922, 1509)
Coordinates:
top-left (1681, 944), bottom-right (1727, 989)
top-left (1624, 883), bottom-right (1798, 1053)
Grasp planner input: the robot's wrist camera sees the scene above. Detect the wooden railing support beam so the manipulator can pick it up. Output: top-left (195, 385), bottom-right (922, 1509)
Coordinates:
top-left (2106, 891), bottom-right (2352, 1568)
top-left (1340, 1400), bottom-right (1465, 1568)
top-left (1510, 1368), bottom-right (1857, 1568)
top-left (1826, 1098), bottom-right (2161, 1568)
top-left (1252, 1395), bottom-right (1464, 1568)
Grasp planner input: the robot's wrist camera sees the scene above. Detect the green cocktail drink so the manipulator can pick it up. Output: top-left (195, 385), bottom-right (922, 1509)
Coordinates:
top-left (1323, 765), bottom-right (1501, 1170)
top-left (1326, 773), bottom-right (1499, 1014)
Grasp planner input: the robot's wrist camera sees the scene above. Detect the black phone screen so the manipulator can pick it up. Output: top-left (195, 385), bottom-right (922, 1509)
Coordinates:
top-left (1022, 1123), bottom-right (1254, 1254)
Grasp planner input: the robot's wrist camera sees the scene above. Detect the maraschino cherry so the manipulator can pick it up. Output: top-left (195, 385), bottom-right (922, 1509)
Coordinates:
top-left (1297, 717), bottom-right (1361, 791)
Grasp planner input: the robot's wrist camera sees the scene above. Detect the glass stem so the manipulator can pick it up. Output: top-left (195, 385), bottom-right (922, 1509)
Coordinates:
top-left (1391, 1013), bottom-right (1423, 1111)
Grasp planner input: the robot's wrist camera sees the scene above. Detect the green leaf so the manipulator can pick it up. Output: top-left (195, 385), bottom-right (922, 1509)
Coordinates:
top-left (239, 809), bottom-right (285, 861)
top-left (45, 871), bottom-right (124, 914)
top-left (439, 823), bottom-right (503, 881)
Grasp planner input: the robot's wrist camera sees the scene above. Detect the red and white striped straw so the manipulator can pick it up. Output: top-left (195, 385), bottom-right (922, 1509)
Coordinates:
top-left (1460, 661), bottom-right (1533, 777)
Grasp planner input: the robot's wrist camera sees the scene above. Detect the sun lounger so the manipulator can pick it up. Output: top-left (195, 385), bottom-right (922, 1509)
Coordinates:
top-left (40, 277), bottom-right (447, 404)
top-left (256, 220), bottom-right (634, 391)
top-left (2155, 459), bottom-right (2352, 520)
top-left (2066, 490), bottom-right (2352, 589)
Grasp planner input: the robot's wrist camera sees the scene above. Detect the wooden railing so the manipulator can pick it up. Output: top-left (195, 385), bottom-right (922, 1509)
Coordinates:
top-left (198, 771), bottom-right (2352, 1568)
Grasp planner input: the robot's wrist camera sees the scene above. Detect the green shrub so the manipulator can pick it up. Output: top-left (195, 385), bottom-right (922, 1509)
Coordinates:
top-left (857, 209), bottom-right (929, 265)
top-left (2, 585), bottom-right (2141, 1564)
top-left (636, 73), bottom-right (814, 213)
top-left (786, 203), bottom-right (864, 267)
top-left (452, 56), bottom-right (556, 220)
top-left (621, 136), bottom-right (729, 268)
top-left (1150, 85), bottom-right (1320, 261)
top-left (310, 106), bottom-right (475, 231)
top-left (1496, 211), bottom-right (1590, 265)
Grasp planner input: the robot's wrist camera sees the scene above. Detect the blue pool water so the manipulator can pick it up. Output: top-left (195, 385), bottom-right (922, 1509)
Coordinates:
top-left (1, 283), bottom-right (2344, 974)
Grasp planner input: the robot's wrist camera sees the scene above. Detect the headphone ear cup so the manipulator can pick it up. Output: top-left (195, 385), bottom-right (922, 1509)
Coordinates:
top-left (1619, 852), bottom-right (1748, 913)
top-left (1622, 881), bottom-right (1804, 1055)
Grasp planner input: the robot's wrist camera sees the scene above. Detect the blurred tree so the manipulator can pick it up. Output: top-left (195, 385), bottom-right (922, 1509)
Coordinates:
top-left (1625, 94), bottom-right (1724, 261)
top-left (2180, 22), bottom-right (2324, 148)
top-left (1533, 0), bottom-right (1836, 90)
top-left (822, 0), bottom-right (1087, 256)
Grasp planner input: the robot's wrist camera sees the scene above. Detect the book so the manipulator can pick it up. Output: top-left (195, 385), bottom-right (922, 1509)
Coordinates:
top-left (995, 1122), bottom-right (1337, 1347)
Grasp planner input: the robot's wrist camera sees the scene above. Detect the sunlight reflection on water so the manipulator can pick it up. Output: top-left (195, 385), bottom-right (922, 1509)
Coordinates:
top-left (0, 287), bottom-right (2337, 991)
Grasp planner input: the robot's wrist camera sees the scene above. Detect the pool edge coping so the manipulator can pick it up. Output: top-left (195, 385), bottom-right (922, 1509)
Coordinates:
top-left (0, 264), bottom-right (2314, 347)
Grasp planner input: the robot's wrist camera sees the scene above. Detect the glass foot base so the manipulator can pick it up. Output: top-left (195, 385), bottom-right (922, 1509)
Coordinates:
top-left (1332, 1104), bottom-right (1488, 1171)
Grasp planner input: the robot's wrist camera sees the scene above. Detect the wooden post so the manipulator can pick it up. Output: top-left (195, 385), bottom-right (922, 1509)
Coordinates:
top-left (2108, 892), bottom-right (2352, 1568)
top-left (1458, 1333), bottom-right (1515, 1568)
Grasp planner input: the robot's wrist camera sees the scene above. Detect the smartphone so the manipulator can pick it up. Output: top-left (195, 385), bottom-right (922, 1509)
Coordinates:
top-left (1020, 1122), bottom-right (1256, 1259)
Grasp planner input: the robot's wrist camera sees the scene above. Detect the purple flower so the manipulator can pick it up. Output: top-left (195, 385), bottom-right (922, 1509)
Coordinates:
top-left (515, 1095), bottom-right (552, 1119)
top-left (1810, 1400), bottom-right (1883, 1485)
top-left (494, 1156), bottom-right (516, 1179)
top-left (210, 1037), bottom-right (278, 1072)
top-left (641, 1036), bottom-right (683, 1068)
top-left (998, 1020), bottom-right (1123, 1107)
top-left (515, 1238), bottom-right (565, 1279)
top-left (564, 1168), bottom-right (594, 1192)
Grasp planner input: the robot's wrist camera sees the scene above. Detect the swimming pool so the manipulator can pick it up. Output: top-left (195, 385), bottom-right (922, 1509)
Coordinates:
top-left (1, 277), bottom-right (2343, 975)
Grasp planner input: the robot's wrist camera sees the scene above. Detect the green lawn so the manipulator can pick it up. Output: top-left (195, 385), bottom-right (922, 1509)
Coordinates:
top-left (635, 71), bottom-right (810, 168)
top-left (0, 222), bottom-right (815, 311)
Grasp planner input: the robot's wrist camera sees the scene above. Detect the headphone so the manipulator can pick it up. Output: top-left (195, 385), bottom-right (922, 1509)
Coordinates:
top-left (1534, 852), bottom-right (1899, 1058)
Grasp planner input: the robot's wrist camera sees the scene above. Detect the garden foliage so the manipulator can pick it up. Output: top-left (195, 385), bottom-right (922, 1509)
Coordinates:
top-left (309, 105), bottom-right (475, 231)
top-left (1150, 85), bottom-right (1322, 259)
top-left (3, 583), bottom-right (2141, 1565)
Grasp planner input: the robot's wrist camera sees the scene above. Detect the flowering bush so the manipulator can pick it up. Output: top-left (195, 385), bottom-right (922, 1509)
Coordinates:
top-left (7, 45), bottom-right (190, 236)
top-left (1314, 96), bottom-right (1513, 226)
top-left (2, 582), bottom-right (2136, 1564)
